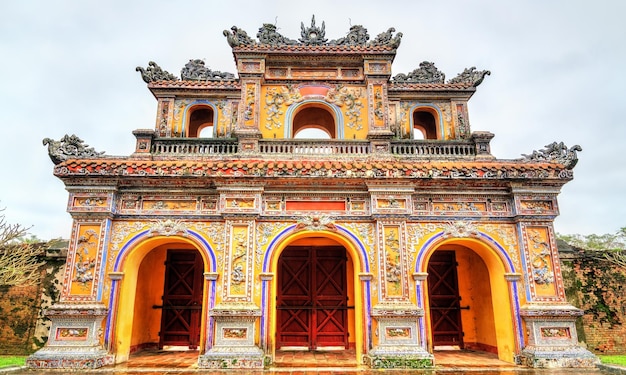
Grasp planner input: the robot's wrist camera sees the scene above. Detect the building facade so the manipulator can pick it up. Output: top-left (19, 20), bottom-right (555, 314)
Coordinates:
top-left (29, 17), bottom-right (597, 369)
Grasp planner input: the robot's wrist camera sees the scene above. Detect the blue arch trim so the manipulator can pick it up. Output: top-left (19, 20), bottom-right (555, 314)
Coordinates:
top-left (415, 230), bottom-right (516, 273)
top-left (284, 100), bottom-right (344, 138)
top-left (261, 224), bottom-right (370, 273)
top-left (409, 103), bottom-right (444, 139)
top-left (113, 229), bottom-right (217, 271)
top-left (181, 100), bottom-right (219, 137)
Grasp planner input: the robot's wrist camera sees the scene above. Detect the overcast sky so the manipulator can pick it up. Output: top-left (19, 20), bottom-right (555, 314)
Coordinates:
top-left (1, 0), bottom-right (624, 240)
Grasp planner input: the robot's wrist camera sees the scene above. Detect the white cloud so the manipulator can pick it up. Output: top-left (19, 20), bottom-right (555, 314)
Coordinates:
top-left (1, 0), bottom-right (624, 238)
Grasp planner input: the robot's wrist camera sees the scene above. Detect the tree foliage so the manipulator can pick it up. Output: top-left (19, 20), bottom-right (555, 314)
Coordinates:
top-left (558, 227), bottom-right (626, 268)
top-left (0, 208), bottom-right (45, 286)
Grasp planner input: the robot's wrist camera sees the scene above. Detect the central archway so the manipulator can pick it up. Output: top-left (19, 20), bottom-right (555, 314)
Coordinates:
top-left (264, 227), bottom-right (368, 363)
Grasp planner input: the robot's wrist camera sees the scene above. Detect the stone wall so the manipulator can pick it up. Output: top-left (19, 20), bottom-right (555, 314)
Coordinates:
top-left (559, 240), bottom-right (626, 355)
top-left (0, 240), bottom-right (67, 355)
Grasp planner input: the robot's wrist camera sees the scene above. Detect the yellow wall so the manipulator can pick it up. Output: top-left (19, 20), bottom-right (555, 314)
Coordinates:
top-left (131, 246), bottom-right (166, 349)
top-left (456, 246), bottom-right (497, 351)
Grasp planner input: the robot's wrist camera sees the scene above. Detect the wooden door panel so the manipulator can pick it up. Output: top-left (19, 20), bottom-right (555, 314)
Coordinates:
top-left (314, 247), bottom-right (347, 348)
top-left (159, 250), bottom-right (203, 348)
top-left (428, 250), bottom-right (464, 347)
top-left (277, 246), bottom-right (348, 349)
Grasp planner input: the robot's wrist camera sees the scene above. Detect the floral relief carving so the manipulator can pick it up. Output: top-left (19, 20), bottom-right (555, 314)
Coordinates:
top-left (325, 85), bottom-right (364, 130)
top-left (150, 219), bottom-right (188, 236)
top-left (265, 86), bottom-right (302, 130)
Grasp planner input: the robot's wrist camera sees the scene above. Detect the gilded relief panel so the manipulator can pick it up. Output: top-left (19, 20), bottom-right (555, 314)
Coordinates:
top-left (62, 222), bottom-right (105, 301)
top-left (378, 222), bottom-right (409, 300)
top-left (68, 193), bottom-right (112, 213)
top-left (224, 221), bottom-right (254, 301)
top-left (243, 82), bottom-right (259, 128)
top-left (522, 224), bottom-right (562, 300)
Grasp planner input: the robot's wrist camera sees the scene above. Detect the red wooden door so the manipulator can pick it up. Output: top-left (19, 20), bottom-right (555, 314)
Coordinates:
top-left (159, 250), bottom-right (204, 349)
top-left (427, 250), bottom-right (464, 347)
top-left (277, 246), bottom-right (348, 349)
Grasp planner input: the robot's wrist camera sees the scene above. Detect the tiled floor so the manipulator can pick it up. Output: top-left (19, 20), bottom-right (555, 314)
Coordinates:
top-left (112, 348), bottom-right (512, 370)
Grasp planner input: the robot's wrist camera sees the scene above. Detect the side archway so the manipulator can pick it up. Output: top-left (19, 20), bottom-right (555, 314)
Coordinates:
top-left (106, 231), bottom-right (217, 363)
top-left (415, 233), bottom-right (521, 363)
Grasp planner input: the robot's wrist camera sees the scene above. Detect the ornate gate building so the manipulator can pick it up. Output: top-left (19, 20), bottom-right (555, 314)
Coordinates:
top-left (30, 17), bottom-right (597, 369)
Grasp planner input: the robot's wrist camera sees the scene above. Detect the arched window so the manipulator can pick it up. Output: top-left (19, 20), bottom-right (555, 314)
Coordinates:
top-left (413, 109), bottom-right (438, 140)
top-left (292, 104), bottom-right (336, 139)
top-left (187, 106), bottom-right (214, 138)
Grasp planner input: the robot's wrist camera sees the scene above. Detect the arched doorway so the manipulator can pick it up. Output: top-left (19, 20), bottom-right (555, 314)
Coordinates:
top-left (267, 231), bottom-right (366, 363)
top-left (422, 239), bottom-right (517, 363)
top-left (111, 236), bottom-right (212, 363)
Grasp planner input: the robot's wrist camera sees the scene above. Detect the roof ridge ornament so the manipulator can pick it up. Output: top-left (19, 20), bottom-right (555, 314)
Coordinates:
top-left (522, 142), bottom-right (582, 169)
top-left (181, 59), bottom-right (235, 81)
top-left (299, 15), bottom-right (327, 45)
top-left (392, 61), bottom-right (446, 83)
top-left (222, 16), bottom-right (401, 49)
top-left (43, 134), bottom-right (105, 165)
top-left (448, 66), bottom-right (491, 87)
top-left (135, 61), bottom-right (178, 83)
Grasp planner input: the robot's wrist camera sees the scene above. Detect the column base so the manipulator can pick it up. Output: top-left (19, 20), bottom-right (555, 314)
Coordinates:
top-left (27, 348), bottom-right (113, 369)
top-left (198, 346), bottom-right (265, 369)
top-left (520, 346), bottom-right (599, 368)
top-left (365, 351), bottom-right (434, 369)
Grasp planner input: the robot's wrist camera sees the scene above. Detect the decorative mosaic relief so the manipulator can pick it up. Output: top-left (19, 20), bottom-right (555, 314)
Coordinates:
top-left (518, 198), bottom-right (555, 215)
top-left (158, 100), bottom-right (171, 136)
top-left (264, 86), bottom-right (302, 130)
top-left (243, 83), bottom-right (257, 125)
top-left (385, 327), bottom-right (411, 339)
top-left (343, 222), bottom-right (376, 266)
top-left (223, 327), bottom-right (247, 339)
top-left (65, 223), bottom-right (103, 299)
top-left (224, 222), bottom-right (254, 301)
top-left (540, 327), bottom-right (570, 339)
top-left (325, 85), bottom-right (364, 130)
top-left (371, 83), bottom-right (386, 127)
top-left (56, 327), bottom-right (88, 341)
top-left (379, 223), bottom-right (409, 300)
top-left (70, 194), bottom-right (110, 212)
top-left (523, 225), bottom-right (560, 299)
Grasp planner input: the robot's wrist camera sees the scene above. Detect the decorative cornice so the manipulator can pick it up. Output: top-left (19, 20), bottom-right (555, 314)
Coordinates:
top-left (52, 158), bottom-right (575, 182)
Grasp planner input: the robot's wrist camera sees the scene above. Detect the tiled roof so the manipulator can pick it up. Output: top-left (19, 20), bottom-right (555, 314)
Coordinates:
top-left (233, 44), bottom-right (397, 54)
top-left (388, 82), bottom-right (475, 91)
top-left (148, 80), bottom-right (240, 89)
